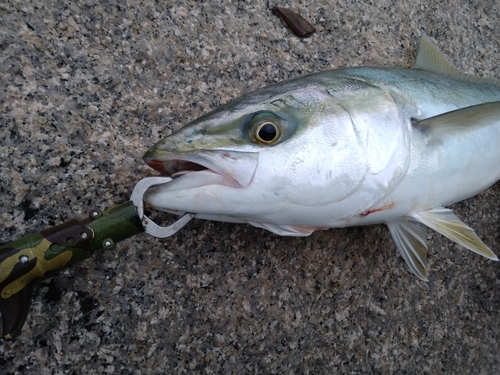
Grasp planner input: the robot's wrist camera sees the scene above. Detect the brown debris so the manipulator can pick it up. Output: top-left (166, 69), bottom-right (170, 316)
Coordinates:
top-left (273, 6), bottom-right (316, 38)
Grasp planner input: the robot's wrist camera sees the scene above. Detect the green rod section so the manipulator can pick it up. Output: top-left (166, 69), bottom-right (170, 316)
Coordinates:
top-left (0, 201), bottom-right (143, 340)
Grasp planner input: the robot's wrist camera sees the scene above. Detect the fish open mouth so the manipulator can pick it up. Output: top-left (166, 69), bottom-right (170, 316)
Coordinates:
top-left (143, 150), bottom-right (259, 189)
top-left (148, 159), bottom-right (208, 177)
top-left (146, 157), bottom-right (234, 191)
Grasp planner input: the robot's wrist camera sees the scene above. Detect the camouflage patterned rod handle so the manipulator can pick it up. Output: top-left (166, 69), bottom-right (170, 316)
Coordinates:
top-left (0, 201), bottom-right (143, 340)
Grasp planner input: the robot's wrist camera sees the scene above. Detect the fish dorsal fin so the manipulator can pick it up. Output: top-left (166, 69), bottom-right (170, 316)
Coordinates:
top-left (412, 207), bottom-right (498, 260)
top-left (414, 34), bottom-right (500, 84)
top-left (412, 101), bottom-right (500, 144)
top-left (415, 34), bottom-right (464, 77)
top-left (387, 217), bottom-right (429, 281)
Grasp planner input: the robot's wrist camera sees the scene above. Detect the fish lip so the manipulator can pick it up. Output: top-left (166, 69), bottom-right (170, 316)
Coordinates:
top-left (144, 149), bottom-right (258, 188)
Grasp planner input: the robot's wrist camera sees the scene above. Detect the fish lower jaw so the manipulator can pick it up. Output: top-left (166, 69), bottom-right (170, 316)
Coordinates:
top-left (146, 158), bottom-right (208, 176)
top-left (146, 156), bottom-right (253, 188)
top-left (157, 170), bottom-right (241, 192)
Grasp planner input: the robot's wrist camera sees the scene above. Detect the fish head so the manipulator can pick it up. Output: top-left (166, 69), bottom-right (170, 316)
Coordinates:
top-left (143, 73), bottom-right (410, 233)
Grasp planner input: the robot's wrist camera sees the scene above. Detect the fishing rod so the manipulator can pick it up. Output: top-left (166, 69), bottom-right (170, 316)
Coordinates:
top-left (0, 177), bottom-right (193, 340)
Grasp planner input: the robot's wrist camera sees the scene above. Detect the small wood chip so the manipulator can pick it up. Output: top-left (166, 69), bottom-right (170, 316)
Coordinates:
top-left (273, 6), bottom-right (316, 38)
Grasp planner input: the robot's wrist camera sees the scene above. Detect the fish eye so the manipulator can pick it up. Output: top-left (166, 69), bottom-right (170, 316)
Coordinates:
top-left (251, 121), bottom-right (281, 145)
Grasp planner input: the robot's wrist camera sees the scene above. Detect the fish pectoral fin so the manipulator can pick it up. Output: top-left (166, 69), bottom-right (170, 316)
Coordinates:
top-left (412, 207), bottom-right (499, 261)
top-left (387, 217), bottom-right (429, 281)
top-left (412, 101), bottom-right (500, 144)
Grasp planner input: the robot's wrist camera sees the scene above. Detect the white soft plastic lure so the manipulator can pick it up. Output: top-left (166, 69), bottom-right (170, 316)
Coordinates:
top-left (143, 35), bottom-right (500, 280)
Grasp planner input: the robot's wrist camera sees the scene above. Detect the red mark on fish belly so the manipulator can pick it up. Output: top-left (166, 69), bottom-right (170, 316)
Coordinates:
top-left (360, 203), bottom-right (395, 217)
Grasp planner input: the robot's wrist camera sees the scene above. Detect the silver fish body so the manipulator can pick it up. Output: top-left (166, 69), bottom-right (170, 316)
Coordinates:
top-left (143, 35), bottom-right (500, 280)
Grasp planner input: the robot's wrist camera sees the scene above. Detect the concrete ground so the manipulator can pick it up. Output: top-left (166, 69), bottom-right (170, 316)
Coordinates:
top-left (1, 0), bottom-right (499, 373)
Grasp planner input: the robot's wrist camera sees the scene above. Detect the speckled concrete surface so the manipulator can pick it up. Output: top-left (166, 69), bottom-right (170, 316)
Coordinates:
top-left (1, 0), bottom-right (499, 373)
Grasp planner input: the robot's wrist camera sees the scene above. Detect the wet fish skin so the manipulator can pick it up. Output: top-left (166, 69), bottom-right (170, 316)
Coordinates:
top-left (144, 35), bottom-right (500, 280)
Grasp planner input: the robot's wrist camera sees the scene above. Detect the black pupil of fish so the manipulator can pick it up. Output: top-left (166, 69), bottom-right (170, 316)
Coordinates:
top-left (258, 123), bottom-right (277, 141)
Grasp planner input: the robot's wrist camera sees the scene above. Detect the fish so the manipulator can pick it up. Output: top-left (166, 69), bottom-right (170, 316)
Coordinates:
top-left (143, 34), bottom-right (500, 280)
